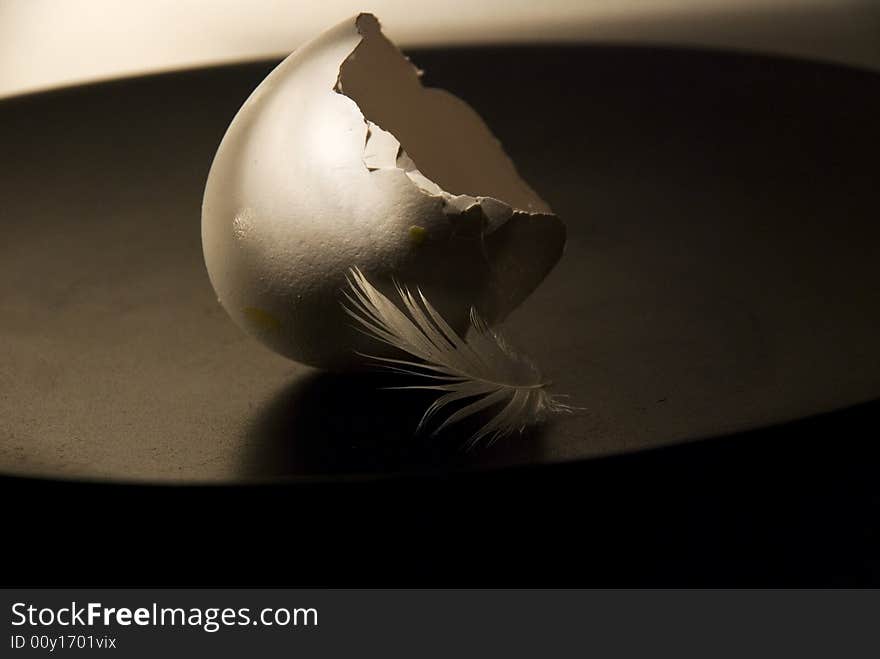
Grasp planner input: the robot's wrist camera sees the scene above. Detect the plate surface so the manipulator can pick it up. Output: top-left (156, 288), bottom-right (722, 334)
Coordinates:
top-left (2, 46), bottom-right (879, 482)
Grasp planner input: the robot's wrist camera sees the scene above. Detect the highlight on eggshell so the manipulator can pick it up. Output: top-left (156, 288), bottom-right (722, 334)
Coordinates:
top-left (202, 12), bottom-right (566, 370)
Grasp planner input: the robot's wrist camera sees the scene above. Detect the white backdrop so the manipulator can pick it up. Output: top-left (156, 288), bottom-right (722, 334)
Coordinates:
top-left (1, 0), bottom-right (878, 98)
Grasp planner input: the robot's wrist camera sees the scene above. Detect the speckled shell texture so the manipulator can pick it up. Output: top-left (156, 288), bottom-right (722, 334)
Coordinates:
top-left (202, 15), bottom-right (565, 369)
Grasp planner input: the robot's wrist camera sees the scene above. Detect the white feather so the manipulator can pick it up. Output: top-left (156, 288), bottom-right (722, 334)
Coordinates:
top-left (342, 267), bottom-right (570, 448)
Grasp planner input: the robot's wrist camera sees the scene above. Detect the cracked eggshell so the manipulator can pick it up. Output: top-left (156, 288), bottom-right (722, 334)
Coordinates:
top-left (202, 13), bottom-right (566, 370)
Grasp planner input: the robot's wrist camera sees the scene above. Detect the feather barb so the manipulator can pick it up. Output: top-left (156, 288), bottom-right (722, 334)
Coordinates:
top-left (342, 268), bottom-right (570, 447)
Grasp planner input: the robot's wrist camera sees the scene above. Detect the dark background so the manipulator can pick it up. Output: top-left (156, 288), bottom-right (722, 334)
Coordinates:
top-left (3, 398), bottom-right (879, 585)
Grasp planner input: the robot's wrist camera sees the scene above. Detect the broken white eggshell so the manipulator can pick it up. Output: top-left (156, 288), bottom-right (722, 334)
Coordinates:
top-left (202, 13), bottom-right (566, 370)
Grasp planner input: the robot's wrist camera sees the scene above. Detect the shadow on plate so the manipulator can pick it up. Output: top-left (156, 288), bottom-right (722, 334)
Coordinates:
top-left (242, 372), bottom-right (546, 478)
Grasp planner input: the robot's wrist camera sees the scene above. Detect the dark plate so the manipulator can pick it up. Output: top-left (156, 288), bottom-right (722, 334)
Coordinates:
top-left (2, 45), bottom-right (879, 483)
